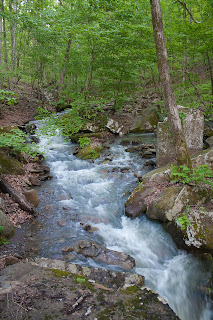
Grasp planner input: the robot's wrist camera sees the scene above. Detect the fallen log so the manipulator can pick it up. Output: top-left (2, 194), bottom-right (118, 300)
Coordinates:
top-left (0, 177), bottom-right (36, 215)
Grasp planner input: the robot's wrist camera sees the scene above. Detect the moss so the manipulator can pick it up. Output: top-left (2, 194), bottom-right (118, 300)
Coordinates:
top-left (76, 143), bottom-right (103, 160)
top-left (123, 285), bottom-right (140, 294)
top-left (70, 133), bottom-right (102, 143)
top-left (49, 269), bottom-right (70, 278)
top-left (0, 151), bottom-right (24, 175)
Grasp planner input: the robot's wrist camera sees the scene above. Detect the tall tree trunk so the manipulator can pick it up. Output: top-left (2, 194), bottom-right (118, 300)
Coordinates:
top-left (0, 17), bottom-right (2, 66)
top-left (61, 34), bottom-right (72, 85)
top-left (2, 0), bottom-right (10, 88)
top-left (150, 0), bottom-right (192, 167)
top-left (206, 52), bottom-right (213, 96)
top-left (9, 0), bottom-right (17, 71)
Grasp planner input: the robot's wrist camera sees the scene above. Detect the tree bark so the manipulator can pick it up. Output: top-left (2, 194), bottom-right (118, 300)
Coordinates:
top-left (61, 34), bottom-right (72, 85)
top-left (150, 0), bottom-right (192, 167)
top-left (206, 52), bottom-right (213, 96)
top-left (0, 17), bottom-right (2, 66)
top-left (9, 0), bottom-right (17, 71)
top-left (2, 0), bottom-right (10, 88)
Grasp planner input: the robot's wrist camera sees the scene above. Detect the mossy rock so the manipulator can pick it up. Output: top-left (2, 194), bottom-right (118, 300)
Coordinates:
top-left (76, 143), bottom-right (103, 160)
top-left (70, 132), bottom-right (102, 143)
top-left (130, 107), bottom-right (159, 133)
top-left (0, 151), bottom-right (24, 175)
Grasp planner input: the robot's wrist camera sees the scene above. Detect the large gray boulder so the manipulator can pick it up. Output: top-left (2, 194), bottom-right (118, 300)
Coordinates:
top-left (75, 240), bottom-right (135, 271)
top-left (146, 185), bottom-right (212, 222)
top-left (156, 107), bottom-right (204, 167)
top-left (0, 197), bottom-right (15, 238)
top-left (130, 107), bottom-right (159, 133)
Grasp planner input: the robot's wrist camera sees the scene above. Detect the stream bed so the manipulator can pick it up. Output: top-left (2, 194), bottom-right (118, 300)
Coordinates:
top-left (25, 122), bottom-right (212, 320)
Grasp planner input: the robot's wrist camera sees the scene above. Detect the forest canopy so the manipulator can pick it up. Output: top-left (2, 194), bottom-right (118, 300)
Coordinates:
top-left (0, 0), bottom-right (212, 113)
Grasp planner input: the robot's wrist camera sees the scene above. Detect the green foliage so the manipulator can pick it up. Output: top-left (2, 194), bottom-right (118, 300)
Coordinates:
top-left (0, 226), bottom-right (9, 246)
top-left (0, 128), bottom-right (39, 156)
top-left (0, 90), bottom-right (17, 106)
top-left (78, 137), bottom-right (91, 148)
top-left (176, 205), bottom-right (191, 230)
top-left (137, 181), bottom-right (143, 190)
top-left (171, 164), bottom-right (213, 188)
top-left (178, 111), bottom-right (186, 128)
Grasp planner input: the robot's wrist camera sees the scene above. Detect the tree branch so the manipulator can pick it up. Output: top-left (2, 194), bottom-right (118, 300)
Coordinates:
top-left (176, 0), bottom-right (201, 24)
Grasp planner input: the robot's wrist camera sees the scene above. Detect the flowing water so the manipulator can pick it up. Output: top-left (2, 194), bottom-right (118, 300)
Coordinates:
top-left (26, 121), bottom-right (213, 320)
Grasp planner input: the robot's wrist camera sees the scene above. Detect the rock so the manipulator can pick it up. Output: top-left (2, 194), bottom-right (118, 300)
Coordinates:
top-left (130, 107), bottom-right (159, 133)
top-left (76, 143), bottom-right (103, 160)
top-left (25, 123), bottom-right (36, 134)
top-left (106, 118), bottom-right (124, 135)
top-left (29, 176), bottom-right (41, 186)
top-left (82, 224), bottom-right (99, 232)
top-left (205, 136), bottom-right (213, 148)
top-left (125, 186), bottom-right (154, 219)
top-left (0, 198), bottom-right (15, 238)
top-left (5, 256), bottom-right (20, 266)
top-left (0, 151), bottom-right (24, 175)
top-left (23, 189), bottom-right (39, 207)
top-left (75, 240), bottom-right (135, 270)
top-left (156, 107), bottom-right (204, 167)
top-left (70, 132), bottom-right (102, 143)
top-left (57, 220), bottom-right (67, 227)
top-left (61, 246), bottom-right (73, 253)
top-left (39, 174), bottom-right (53, 181)
top-left (30, 136), bottom-right (40, 143)
top-left (72, 146), bottom-right (81, 155)
top-left (146, 185), bottom-right (212, 223)
top-left (144, 159), bottom-right (156, 168)
top-left (164, 209), bottom-right (213, 254)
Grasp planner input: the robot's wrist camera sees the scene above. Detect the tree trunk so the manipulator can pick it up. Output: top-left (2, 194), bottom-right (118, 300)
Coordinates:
top-left (2, 0), bottom-right (10, 88)
top-left (150, 0), bottom-right (192, 167)
top-left (9, 0), bottom-right (17, 71)
top-left (61, 34), bottom-right (72, 85)
top-left (206, 52), bottom-right (213, 96)
top-left (0, 177), bottom-right (36, 215)
top-left (0, 17), bottom-right (2, 66)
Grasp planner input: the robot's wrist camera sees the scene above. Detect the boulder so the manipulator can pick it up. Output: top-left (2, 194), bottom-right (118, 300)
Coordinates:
top-left (76, 143), bottom-right (103, 160)
top-left (205, 136), bottom-right (213, 148)
top-left (29, 176), bottom-right (41, 186)
top-left (23, 189), bottom-right (39, 207)
top-left (75, 240), bottom-right (135, 270)
top-left (146, 185), bottom-right (213, 223)
top-left (156, 106), bottom-right (204, 167)
top-left (0, 197), bottom-right (15, 238)
top-left (125, 186), bottom-right (154, 219)
top-left (165, 209), bottom-right (213, 254)
top-left (106, 118), bottom-right (124, 135)
top-left (130, 107), bottom-right (159, 133)
top-left (0, 151), bottom-right (24, 175)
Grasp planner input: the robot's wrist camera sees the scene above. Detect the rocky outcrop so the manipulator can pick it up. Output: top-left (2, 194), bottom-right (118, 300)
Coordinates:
top-left (0, 197), bottom-right (15, 239)
top-left (165, 209), bottom-right (213, 253)
top-left (76, 142), bottom-right (103, 160)
top-left (0, 258), bottom-right (179, 320)
top-left (106, 118), bottom-right (124, 135)
top-left (156, 107), bottom-right (204, 167)
top-left (125, 148), bottom-right (213, 253)
top-left (75, 239), bottom-right (135, 270)
top-left (146, 185), bottom-right (212, 223)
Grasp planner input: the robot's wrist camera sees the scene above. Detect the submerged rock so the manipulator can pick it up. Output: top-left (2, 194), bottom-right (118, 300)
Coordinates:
top-left (75, 239), bottom-right (135, 271)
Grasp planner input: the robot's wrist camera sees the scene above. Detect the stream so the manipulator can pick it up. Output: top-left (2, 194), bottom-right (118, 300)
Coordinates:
top-left (25, 120), bottom-right (212, 320)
